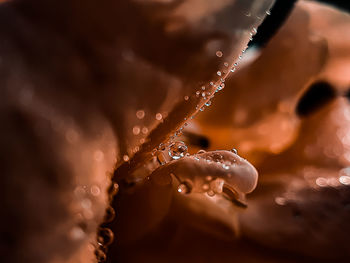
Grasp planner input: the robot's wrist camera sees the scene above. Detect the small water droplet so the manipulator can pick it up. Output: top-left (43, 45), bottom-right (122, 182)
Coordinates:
top-left (196, 91), bottom-right (200, 97)
top-left (197, 149), bottom-right (206, 154)
top-left (222, 164), bottom-right (230, 170)
top-left (156, 151), bottom-right (167, 165)
top-left (104, 206), bottom-right (115, 223)
top-left (95, 247), bottom-right (107, 262)
top-left (108, 183), bottom-right (119, 199)
top-left (184, 95), bottom-right (189, 100)
top-left (177, 182), bottom-right (192, 194)
top-left (155, 113), bottom-right (163, 121)
top-left (169, 141), bottom-right (188, 160)
top-left (234, 63), bottom-right (238, 67)
top-left (224, 62), bottom-right (229, 67)
top-left (132, 126), bottom-right (140, 135)
top-left (158, 143), bottom-right (166, 151)
top-left (97, 227), bottom-right (114, 246)
top-left (136, 110), bottom-right (145, 119)
top-left (90, 185), bottom-right (101, 196)
top-left (201, 92), bottom-right (206, 98)
top-left (217, 71), bottom-right (222, 76)
top-left (230, 68), bottom-right (236, 73)
top-left (206, 176), bottom-right (213, 181)
top-left (216, 50), bottom-right (223, 57)
top-left (207, 190), bottom-right (215, 197)
top-left (123, 155), bottom-right (130, 162)
top-left (230, 148), bottom-right (238, 154)
top-left (266, 10), bottom-right (271, 15)
top-left (199, 106), bottom-right (205, 112)
top-left (205, 100), bottom-right (212, 107)
top-left (141, 127), bottom-right (148, 134)
top-left (201, 86), bottom-right (206, 90)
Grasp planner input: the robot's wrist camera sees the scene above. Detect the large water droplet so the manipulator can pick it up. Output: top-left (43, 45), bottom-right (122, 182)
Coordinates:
top-left (168, 141), bottom-right (188, 160)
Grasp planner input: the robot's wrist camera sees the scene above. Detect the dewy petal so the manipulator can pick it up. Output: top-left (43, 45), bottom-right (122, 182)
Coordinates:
top-left (194, 1), bottom-right (329, 163)
top-left (151, 150), bottom-right (258, 194)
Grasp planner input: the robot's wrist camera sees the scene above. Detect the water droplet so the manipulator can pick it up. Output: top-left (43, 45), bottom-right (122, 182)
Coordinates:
top-left (132, 125), bottom-right (140, 135)
top-left (155, 113), bottom-right (163, 121)
top-left (230, 68), bottom-right (236, 73)
top-left (234, 63), bottom-right (238, 67)
top-left (90, 185), bottom-right (101, 196)
top-left (207, 190), bottom-right (215, 197)
top-left (104, 206), bottom-right (115, 223)
top-left (252, 27), bottom-right (257, 34)
top-left (108, 183), bottom-right (119, 199)
top-left (245, 12), bottom-right (251, 17)
top-left (266, 10), bottom-right (271, 15)
top-left (197, 149), bottom-right (206, 154)
top-left (230, 148), bottom-right (238, 154)
top-left (95, 247), bottom-right (107, 262)
top-left (216, 50), bottom-right (223, 57)
top-left (196, 91), bottom-right (200, 97)
top-left (217, 71), bottom-right (222, 76)
top-left (224, 62), bottom-right (229, 67)
top-left (199, 106), bottom-right (205, 112)
top-left (136, 110), bottom-right (145, 119)
top-left (168, 141), bottom-right (188, 160)
top-left (141, 127), bottom-right (148, 134)
top-left (216, 83), bottom-right (225, 91)
top-left (201, 86), bottom-right (206, 90)
top-left (177, 182), bottom-right (192, 194)
top-left (156, 151), bottom-right (167, 165)
top-left (184, 95), bottom-right (189, 101)
top-left (97, 227), bottom-right (114, 246)
top-left (123, 155), bottom-right (130, 162)
top-left (206, 176), bottom-right (213, 181)
top-left (201, 92), bottom-right (206, 98)
top-left (210, 82), bottom-right (214, 86)
top-left (222, 164), bottom-right (230, 170)
top-left (205, 100), bottom-right (212, 107)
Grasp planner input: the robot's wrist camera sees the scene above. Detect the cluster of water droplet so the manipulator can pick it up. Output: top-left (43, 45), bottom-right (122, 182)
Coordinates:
top-left (94, 182), bottom-right (119, 262)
